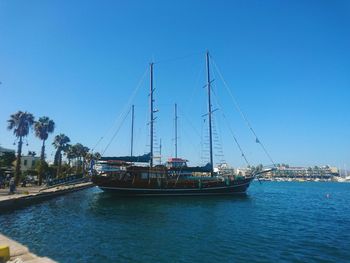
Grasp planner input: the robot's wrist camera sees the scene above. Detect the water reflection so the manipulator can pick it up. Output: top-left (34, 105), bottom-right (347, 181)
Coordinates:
top-left (89, 188), bottom-right (252, 213)
top-left (0, 183), bottom-right (349, 263)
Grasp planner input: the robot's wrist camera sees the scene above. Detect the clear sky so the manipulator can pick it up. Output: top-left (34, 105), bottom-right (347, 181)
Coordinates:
top-left (0, 0), bottom-right (349, 169)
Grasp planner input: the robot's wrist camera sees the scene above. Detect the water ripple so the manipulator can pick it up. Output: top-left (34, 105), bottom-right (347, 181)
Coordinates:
top-left (1, 182), bottom-right (350, 262)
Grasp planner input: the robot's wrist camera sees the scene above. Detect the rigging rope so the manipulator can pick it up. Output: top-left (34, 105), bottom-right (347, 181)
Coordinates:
top-left (211, 88), bottom-right (251, 167)
top-left (211, 57), bottom-right (276, 167)
top-left (93, 67), bottom-right (148, 154)
top-left (102, 107), bottom-right (132, 156)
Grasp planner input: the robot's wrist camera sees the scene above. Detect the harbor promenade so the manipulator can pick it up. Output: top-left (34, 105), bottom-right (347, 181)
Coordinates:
top-left (0, 233), bottom-right (56, 262)
top-left (0, 182), bottom-right (94, 211)
top-left (0, 182), bottom-right (95, 262)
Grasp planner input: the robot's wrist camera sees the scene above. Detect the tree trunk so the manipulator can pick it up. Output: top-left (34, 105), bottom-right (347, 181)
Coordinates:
top-left (15, 136), bottom-right (23, 185)
top-left (82, 157), bottom-right (85, 177)
top-left (38, 139), bottom-right (45, 186)
top-left (56, 152), bottom-right (62, 178)
top-left (54, 150), bottom-right (60, 166)
top-left (76, 157), bottom-right (79, 173)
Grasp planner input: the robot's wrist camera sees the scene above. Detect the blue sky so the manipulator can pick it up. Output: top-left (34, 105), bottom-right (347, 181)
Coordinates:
top-left (0, 0), bottom-right (349, 168)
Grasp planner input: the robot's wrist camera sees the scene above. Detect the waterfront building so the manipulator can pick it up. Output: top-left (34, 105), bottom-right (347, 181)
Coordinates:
top-left (20, 154), bottom-right (40, 172)
top-left (264, 165), bottom-right (339, 181)
top-left (235, 168), bottom-right (251, 177)
top-left (214, 163), bottom-right (235, 176)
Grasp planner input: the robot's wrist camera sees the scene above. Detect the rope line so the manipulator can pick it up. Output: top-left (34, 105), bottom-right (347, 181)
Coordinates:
top-left (211, 57), bottom-right (276, 167)
top-left (102, 107), bottom-right (132, 156)
top-left (93, 67), bottom-right (148, 154)
top-left (211, 88), bottom-right (250, 166)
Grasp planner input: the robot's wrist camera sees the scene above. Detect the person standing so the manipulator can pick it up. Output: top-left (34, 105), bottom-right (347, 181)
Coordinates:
top-left (9, 177), bottom-right (16, 194)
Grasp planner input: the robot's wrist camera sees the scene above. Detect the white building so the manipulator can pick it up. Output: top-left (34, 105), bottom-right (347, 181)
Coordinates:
top-left (20, 155), bottom-right (40, 172)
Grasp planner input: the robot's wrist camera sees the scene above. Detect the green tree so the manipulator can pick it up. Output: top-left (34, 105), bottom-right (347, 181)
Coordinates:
top-left (0, 152), bottom-right (16, 167)
top-left (7, 111), bottom-right (35, 185)
top-left (93, 152), bottom-right (101, 160)
top-left (34, 116), bottom-right (55, 185)
top-left (64, 144), bottom-right (76, 167)
top-left (85, 151), bottom-right (100, 174)
top-left (52, 134), bottom-right (70, 178)
top-left (72, 143), bottom-right (90, 175)
top-left (35, 160), bottom-right (49, 180)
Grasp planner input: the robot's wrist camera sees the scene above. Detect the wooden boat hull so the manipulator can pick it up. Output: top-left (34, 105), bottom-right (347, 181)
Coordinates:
top-left (92, 176), bottom-right (253, 196)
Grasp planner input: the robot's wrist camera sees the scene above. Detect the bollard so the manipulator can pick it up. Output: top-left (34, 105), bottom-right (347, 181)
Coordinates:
top-left (0, 245), bottom-right (10, 262)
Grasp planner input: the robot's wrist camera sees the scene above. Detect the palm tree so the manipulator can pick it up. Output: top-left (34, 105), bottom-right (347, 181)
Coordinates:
top-left (34, 116), bottom-right (55, 185)
top-left (7, 111), bottom-right (35, 185)
top-left (93, 152), bottom-right (101, 160)
top-left (81, 146), bottom-right (90, 176)
top-left (64, 144), bottom-right (76, 167)
top-left (85, 151), bottom-right (100, 169)
top-left (72, 143), bottom-right (90, 176)
top-left (52, 134), bottom-right (70, 178)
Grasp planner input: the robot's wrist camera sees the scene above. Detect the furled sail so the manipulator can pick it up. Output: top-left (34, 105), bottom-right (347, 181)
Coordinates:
top-left (100, 153), bottom-right (151, 163)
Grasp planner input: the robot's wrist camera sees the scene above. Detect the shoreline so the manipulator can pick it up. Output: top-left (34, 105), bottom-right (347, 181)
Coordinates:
top-left (0, 233), bottom-right (56, 262)
top-left (0, 182), bottom-right (94, 212)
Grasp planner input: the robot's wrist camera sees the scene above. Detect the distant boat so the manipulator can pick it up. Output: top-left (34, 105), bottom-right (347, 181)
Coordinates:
top-left (92, 52), bottom-right (263, 196)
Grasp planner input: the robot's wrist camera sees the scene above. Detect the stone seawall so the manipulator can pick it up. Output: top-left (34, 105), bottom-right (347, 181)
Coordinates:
top-left (0, 182), bottom-right (94, 212)
top-left (0, 233), bottom-right (57, 262)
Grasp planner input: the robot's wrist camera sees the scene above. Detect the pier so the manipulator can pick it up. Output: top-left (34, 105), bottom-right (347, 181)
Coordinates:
top-left (0, 233), bottom-right (56, 262)
top-left (0, 181), bottom-right (94, 212)
top-left (0, 182), bottom-right (94, 262)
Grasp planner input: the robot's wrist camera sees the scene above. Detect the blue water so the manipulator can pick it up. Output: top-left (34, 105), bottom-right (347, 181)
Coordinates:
top-left (0, 182), bottom-right (350, 262)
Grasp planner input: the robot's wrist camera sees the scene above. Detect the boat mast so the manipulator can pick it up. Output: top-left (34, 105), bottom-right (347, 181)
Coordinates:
top-left (150, 63), bottom-right (154, 168)
top-left (159, 138), bottom-right (162, 164)
top-left (174, 103), bottom-right (178, 158)
top-left (206, 51), bottom-right (214, 176)
top-left (130, 104), bottom-right (134, 156)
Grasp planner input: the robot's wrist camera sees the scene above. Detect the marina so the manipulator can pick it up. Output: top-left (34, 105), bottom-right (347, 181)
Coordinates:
top-left (1, 1), bottom-right (349, 262)
top-left (92, 52), bottom-right (274, 196)
top-left (1, 182), bottom-right (350, 262)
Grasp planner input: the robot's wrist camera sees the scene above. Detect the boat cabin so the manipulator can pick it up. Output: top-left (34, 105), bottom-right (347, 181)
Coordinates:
top-left (166, 158), bottom-right (188, 169)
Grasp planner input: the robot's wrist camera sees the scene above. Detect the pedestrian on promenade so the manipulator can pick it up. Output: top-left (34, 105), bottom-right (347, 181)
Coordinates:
top-left (9, 177), bottom-right (16, 194)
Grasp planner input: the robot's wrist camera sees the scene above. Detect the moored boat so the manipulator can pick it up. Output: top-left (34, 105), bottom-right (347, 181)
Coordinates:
top-left (92, 51), bottom-right (261, 196)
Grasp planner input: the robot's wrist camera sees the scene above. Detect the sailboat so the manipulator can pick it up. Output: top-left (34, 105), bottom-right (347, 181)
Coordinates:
top-left (92, 52), bottom-right (257, 196)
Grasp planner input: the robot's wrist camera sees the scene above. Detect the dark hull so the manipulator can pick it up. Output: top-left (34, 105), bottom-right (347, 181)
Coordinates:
top-left (93, 177), bottom-right (253, 196)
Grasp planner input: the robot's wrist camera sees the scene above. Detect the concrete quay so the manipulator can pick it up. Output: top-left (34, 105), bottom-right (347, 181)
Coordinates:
top-left (0, 182), bottom-right (94, 261)
top-left (0, 182), bottom-right (94, 212)
top-left (0, 233), bottom-right (56, 262)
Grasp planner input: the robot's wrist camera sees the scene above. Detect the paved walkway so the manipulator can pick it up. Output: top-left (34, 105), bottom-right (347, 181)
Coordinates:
top-left (0, 186), bottom-right (42, 200)
top-left (0, 233), bottom-right (57, 262)
top-left (0, 182), bottom-right (93, 201)
top-left (0, 182), bottom-right (94, 262)
top-left (0, 182), bottom-right (94, 211)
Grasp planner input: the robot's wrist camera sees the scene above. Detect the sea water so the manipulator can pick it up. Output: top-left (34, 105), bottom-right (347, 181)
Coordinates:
top-left (0, 182), bottom-right (349, 262)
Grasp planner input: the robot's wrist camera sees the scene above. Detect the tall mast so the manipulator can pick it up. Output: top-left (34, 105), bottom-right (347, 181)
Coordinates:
top-left (206, 51), bottom-right (214, 176)
top-left (130, 104), bottom-right (134, 156)
top-left (159, 138), bottom-right (162, 164)
top-left (150, 63), bottom-right (154, 168)
top-left (174, 103), bottom-right (178, 158)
